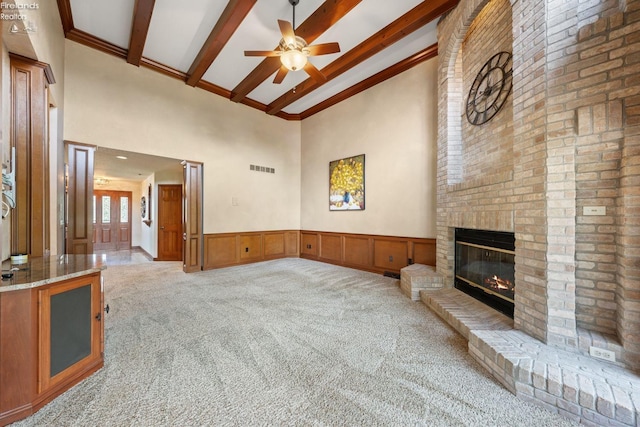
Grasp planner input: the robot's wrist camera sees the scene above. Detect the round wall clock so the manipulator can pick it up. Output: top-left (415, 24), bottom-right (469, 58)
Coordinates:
top-left (466, 51), bottom-right (513, 126)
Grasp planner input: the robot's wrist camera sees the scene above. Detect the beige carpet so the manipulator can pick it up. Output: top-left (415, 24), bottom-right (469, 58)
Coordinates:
top-left (14, 258), bottom-right (578, 426)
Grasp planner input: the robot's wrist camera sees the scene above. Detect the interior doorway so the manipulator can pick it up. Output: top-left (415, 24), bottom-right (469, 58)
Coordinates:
top-left (93, 190), bottom-right (132, 252)
top-left (156, 184), bottom-right (182, 261)
top-left (65, 145), bottom-right (204, 271)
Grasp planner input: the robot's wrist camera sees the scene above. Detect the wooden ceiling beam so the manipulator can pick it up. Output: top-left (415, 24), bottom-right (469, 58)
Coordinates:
top-left (230, 0), bottom-right (362, 103)
top-left (127, 0), bottom-right (156, 66)
top-left (266, 0), bottom-right (458, 115)
top-left (56, 0), bottom-right (74, 35)
top-left (186, 0), bottom-right (257, 87)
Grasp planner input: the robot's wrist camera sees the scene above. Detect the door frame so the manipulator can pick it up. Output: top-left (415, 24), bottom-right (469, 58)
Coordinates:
top-left (182, 161), bottom-right (203, 273)
top-left (65, 144), bottom-right (204, 270)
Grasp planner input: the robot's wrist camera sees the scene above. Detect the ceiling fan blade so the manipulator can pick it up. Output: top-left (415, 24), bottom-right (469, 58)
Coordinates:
top-left (303, 61), bottom-right (326, 83)
top-left (278, 19), bottom-right (296, 47)
top-left (244, 50), bottom-right (281, 57)
top-left (306, 42), bottom-right (341, 56)
top-left (273, 65), bottom-right (289, 84)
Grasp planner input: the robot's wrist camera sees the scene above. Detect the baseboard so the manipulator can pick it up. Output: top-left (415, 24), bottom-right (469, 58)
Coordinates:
top-left (131, 246), bottom-right (154, 261)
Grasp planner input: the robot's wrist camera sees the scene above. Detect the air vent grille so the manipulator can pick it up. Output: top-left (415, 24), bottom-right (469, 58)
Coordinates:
top-left (250, 164), bottom-right (275, 174)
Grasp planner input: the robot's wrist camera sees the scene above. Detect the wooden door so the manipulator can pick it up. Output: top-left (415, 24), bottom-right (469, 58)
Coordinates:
top-left (93, 191), bottom-right (131, 252)
top-left (157, 185), bottom-right (183, 261)
top-left (183, 161), bottom-right (203, 272)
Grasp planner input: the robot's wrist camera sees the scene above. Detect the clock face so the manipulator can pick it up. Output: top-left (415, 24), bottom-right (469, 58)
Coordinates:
top-left (466, 52), bottom-right (513, 125)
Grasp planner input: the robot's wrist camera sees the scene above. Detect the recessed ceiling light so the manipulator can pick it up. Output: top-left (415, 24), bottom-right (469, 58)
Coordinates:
top-left (116, 155), bottom-right (128, 160)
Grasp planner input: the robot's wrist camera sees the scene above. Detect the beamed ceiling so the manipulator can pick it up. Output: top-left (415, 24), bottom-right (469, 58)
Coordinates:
top-left (56, 0), bottom-right (458, 120)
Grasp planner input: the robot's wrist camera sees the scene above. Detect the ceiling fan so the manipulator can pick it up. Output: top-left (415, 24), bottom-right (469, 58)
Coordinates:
top-left (244, 0), bottom-right (341, 84)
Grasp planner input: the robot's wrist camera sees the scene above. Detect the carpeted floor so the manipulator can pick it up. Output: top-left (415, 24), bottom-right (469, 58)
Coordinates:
top-left (14, 258), bottom-right (578, 426)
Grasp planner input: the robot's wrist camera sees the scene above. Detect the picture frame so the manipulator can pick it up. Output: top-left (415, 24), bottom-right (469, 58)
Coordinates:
top-left (329, 154), bottom-right (365, 211)
top-left (143, 183), bottom-right (152, 226)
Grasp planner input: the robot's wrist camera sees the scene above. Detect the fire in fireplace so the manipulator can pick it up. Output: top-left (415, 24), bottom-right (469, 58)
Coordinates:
top-left (455, 228), bottom-right (515, 317)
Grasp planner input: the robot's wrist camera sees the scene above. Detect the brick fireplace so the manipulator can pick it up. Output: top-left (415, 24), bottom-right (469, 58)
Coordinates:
top-left (436, 0), bottom-right (640, 372)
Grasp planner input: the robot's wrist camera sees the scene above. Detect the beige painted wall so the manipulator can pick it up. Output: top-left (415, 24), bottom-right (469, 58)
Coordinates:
top-left (63, 41), bottom-right (301, 234)
top-left (33, 0), bottom-right (67, 256)
top-left (300, 58), bottom-right (438, 238)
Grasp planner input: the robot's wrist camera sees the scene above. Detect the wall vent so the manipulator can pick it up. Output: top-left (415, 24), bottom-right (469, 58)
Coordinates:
top-left (250, 164), bottom-right (275, 174)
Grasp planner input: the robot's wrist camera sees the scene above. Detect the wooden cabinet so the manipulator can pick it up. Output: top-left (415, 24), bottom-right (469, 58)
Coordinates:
top-left (0, 272), bottom-right (104, 426)
top-left (37, 274), bottom-right (103, 397)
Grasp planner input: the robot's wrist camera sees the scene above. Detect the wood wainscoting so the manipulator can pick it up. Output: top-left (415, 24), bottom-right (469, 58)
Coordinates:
top-left (203, 230), bottom-right (300, 270)
top-left (203, 230), bottom-right (436, 275)
top-left (301, 231), bottom-right (436, 275)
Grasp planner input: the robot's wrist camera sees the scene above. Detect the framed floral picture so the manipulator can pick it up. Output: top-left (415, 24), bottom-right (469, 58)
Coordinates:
top-left (329, 154), bottom-right (365, 211)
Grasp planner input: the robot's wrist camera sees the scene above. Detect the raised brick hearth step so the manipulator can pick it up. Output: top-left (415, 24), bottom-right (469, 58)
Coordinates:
top-left (420, 287), bottom-right (513, 338)
top-left (421, 288), bottom-right (640, 426)
top-left (400, 264), bottom-right (444, 301)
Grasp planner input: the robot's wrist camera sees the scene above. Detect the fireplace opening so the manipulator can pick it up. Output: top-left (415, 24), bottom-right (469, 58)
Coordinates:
top-left (455, 228), bottom-right (515, 318)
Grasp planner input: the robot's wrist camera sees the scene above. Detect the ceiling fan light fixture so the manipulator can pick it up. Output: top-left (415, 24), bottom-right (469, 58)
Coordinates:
top-left (280, 49), bottom-right (307, 71)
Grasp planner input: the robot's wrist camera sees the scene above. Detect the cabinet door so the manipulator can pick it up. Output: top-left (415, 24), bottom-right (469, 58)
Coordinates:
top-left (38, 273), bottom-right (103, 394)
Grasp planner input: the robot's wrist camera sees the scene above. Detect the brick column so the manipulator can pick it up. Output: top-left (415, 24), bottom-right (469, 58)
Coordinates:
top-left (510, 0), bottom-right (580, 346)
top-left (618, 99), bottom-right (640, 368)
top-left (511, 0), bottom-right (552, 343)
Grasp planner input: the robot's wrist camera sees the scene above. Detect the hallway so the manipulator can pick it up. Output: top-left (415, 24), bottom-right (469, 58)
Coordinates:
top-left (94, 248), bottom-right (153, 266)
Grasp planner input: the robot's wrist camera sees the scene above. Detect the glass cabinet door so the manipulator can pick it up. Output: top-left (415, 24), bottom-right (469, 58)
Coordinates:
top-left (38, 273), bottom-right (103, 394)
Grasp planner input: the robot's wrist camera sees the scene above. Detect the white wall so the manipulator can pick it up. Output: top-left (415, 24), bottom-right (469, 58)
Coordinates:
top-left (300, 58), bottom-right (438, 238)
top-left (63, 41), bottom-right (301, 235)
top-left (139, 175), bottom-right (155, 256)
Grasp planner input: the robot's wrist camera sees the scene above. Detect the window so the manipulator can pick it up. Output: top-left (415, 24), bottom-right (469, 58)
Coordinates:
top-left (120, 197), bottom-right (128, 222)
top-left (101, 196), bottom-right (110, 223)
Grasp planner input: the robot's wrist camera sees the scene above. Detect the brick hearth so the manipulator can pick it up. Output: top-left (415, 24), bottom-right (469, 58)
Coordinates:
top-left (421, 288), bottom-right (640, 425)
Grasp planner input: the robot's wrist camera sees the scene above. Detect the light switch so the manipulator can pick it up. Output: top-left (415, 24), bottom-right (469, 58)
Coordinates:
top-left (232, 197), bottom-right (239, 206)
top-left (583, 206), bottom-right (605, 216)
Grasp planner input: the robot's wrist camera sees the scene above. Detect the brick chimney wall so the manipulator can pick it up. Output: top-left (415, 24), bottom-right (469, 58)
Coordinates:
top-left (437, 0), bottom-right (640, 369)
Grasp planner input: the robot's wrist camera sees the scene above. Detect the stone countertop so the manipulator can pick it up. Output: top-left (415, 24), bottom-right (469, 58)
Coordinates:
top-left (0, 254), bottom-right (107, 292)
